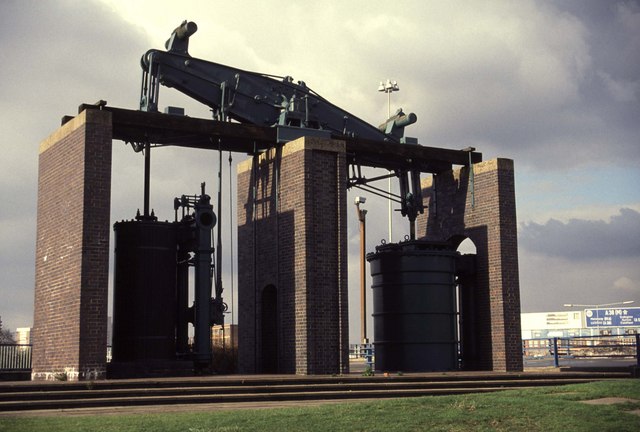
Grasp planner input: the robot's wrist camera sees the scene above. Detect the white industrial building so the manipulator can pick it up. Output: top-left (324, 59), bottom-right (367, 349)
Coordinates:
top-left (521, 307), bottom-right (640, 339)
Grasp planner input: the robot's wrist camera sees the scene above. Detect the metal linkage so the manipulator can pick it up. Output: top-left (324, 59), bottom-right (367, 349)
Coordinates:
top-left (140, 21), bottom-right (417, 145)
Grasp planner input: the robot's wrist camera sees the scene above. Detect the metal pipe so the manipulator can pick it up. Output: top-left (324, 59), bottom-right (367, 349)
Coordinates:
top-left (355, 201), bottom-right (368, 343)
top-left (193, 192), bottom-right (214, 367)
top-left (228, 151), bottom-right (234, 327)
top-left (143, 141), bottom-right (150, 217)
top-left (216, 142), bottom-right (223, 302)
top-left (174, 21), bottom-right (198, 40)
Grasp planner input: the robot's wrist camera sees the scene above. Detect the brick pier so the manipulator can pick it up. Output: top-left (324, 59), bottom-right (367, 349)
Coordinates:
top-left (236, 137), bottom-right (350, 374)
top-left (417, 159), bottom-right (523, 371)
top-left (32, 109), bottom-right (112, 380)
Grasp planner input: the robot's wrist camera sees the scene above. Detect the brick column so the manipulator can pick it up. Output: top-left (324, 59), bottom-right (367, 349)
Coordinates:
top-left (417, 158), bottom-right (523, 372)
top-left (32, 109), bottom-right (112, 380)
top-left (237, 137), bottom-right (349, 375)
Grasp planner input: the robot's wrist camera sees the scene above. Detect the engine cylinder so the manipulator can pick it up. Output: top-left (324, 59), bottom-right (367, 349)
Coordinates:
top-left (367, 240), bottom-right (458, 372)
top-left (112, 220), bottom-right (178, 363)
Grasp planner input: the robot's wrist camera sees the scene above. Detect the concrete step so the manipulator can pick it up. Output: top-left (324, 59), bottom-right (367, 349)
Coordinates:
top-left (0, 372), bottom-right (628, 412)
top-left (0, 377), bottom-right (606, 402)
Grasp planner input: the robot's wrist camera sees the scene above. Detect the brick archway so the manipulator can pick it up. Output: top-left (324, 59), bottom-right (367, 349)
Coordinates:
top-left (418, 159), bottom-right (523, 372)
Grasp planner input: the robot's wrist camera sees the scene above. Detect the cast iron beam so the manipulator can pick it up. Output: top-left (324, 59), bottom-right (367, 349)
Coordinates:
top-left (75, 104), bottom-right (482, 173)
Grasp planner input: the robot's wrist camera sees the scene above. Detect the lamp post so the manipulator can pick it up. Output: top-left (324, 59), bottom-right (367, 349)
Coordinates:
top-left (378, 79), bottom-right (399, 243)
top-left (355, 196), bottom-right (368, 344)
top-left (564, 301), bottom-right (635, 335)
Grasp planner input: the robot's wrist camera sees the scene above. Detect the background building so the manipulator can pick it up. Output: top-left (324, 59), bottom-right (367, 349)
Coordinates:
top-left (15, 327), bottom-right (31, 346)
top-left (522, 307), bottom-right (640, 339)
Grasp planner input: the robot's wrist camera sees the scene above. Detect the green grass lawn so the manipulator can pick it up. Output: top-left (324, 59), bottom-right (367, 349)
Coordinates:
top-left (1, 380), bottom-right (639, 432)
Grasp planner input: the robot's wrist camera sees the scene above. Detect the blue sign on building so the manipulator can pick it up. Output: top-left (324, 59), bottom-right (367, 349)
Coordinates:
top-left (584, 307), bottom-right (640, 328)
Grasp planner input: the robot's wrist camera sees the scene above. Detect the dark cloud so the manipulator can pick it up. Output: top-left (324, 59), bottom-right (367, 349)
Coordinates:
top-left (0, 0), bottom-right (152, 332)
top-left (1, 0), bottom-right (149, 111)
top-left (519, 253), bottom-right (639, 313)
top-left (369, 1), bottom-right (640, 171)
top-left (1, 0), bottom-right (638, 336)
top-left (519, 208), bottom-right (640, 260)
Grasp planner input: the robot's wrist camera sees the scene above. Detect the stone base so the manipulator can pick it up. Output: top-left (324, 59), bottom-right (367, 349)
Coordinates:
top-left (32, 366), bottom-right (106, 382)
top-left (107, 360), bottom-right (195, 379)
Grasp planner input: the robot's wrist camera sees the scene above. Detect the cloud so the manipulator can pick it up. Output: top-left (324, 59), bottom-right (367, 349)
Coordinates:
top-left (613, 276), bottom-right (637, 292)
top-left (104, 0), bottom-right (640, 170)
top-left (519, 208), bottom-right (640, 260)
top-left (599, 71), bottom-right (640, 103)
top-left (0, 0), bottom-right (152, 331)
top-left (519, 252), bottom-right (640, 312)
top-left (1, 0), bottom-right (639, 336)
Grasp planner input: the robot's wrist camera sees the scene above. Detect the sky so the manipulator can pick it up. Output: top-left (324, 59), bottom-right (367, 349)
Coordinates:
top-left (0, 0), bottom-right (639, 344)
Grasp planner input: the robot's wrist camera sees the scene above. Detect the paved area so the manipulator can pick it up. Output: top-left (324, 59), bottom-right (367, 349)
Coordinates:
top-left (581, 397), bottom-right (640, 417)
top-left (0, 398), bottom-right (377, 418)
top-left (524, 357), bottom-right (637, 370)
top-left (581, 397), bottom-right (639, 405)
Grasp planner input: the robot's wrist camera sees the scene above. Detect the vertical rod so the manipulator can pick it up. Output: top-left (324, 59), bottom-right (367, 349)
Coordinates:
top-left (388, 176), bottom-right (392, 243)
top-left (143, 141), bottom-right (150, 217)
top-left (553, 337), bottom-right (559, 368)
top-left (216, 143), bottom-right (223, 302)
top-left (357, 205), bottom-right (367, 343)
top-left (229, 151), bottom-right (234, 327)
top-left (216, 144), bottom-right (224, 352)
top-left (387, 90), bottom-right (393, 243)
top-left (636, 334), bottom-right (640, 368)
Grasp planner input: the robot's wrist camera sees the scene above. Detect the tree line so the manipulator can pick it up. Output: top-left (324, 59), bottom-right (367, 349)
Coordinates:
top-left (0, 315), bottom-right (16, 343)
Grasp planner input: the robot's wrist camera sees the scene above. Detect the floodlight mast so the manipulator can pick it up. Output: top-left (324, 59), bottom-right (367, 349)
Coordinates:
top-left (355, 197), bottom-right (368, 343)
top-left (378, 79), bottom-right (400, 243)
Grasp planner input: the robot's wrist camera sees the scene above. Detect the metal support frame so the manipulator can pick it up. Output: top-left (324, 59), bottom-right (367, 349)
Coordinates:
top-left (355, 199), bottom-right (368, 343)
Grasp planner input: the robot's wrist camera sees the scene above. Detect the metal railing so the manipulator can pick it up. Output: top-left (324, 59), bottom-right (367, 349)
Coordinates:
top-left (523, 334), bottom-right (640, 367)
top-left (0, 345), bottom-right (113, 372)
top-left (349, 344), bottom-right (374, 370)
top-left (0, 344), bottom-right (32, 370)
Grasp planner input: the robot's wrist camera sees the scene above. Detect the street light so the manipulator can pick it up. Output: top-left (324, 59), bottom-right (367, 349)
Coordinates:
top-left (354, 196), bottom-right (368, 344)
top-left (378, 79), bottom-right (399, 242)
top-left (564, 301), bottom-right (635, 335)
top-left (378, 79), bottom-right (399, 119)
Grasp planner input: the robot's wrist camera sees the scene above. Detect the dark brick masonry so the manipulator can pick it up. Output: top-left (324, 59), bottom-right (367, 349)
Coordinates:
top-left (32, 109), bottom-right (112, 380)
top-left (237, 137), bottom-right (349, 375)
top-left (31, 106), bottom-right (520, 379)
top-left (417, 159), bottom-right (523, 372)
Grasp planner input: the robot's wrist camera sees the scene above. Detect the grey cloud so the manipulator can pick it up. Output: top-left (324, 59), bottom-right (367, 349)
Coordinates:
top-left (1, 0), bottom-right (639, 332)
top-left (519, 252), bottom-right (640, 312)
top-left (317, 1), bottom-right (640, 171)
top-left (519, 208), bottom-right (640, 260)
top-left (0, 0), bottom-right (151, 332)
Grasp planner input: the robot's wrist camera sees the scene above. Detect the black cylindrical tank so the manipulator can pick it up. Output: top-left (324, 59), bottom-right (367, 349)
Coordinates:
top-left (112, 220), bottom-right (178, 363)
top-left (367, 240), bottom-right (458, 372)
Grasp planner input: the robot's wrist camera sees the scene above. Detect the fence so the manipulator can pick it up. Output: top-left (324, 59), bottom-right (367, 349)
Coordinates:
top-left (4, 339), bottom-right (639, 373)
top-left (0, 344), bottom-right (32, 370)
top-left (523, 334), bottom-right (640, 367)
